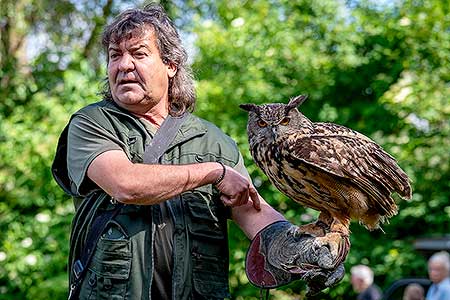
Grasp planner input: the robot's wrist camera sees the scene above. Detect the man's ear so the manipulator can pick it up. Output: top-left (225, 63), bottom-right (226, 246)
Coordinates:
top-left (166, 62), bottom-right (177, 78)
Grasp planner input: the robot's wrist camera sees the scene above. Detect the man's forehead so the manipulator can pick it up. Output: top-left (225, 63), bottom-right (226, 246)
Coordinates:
top-left (109, 27), bottom-right (156, 48)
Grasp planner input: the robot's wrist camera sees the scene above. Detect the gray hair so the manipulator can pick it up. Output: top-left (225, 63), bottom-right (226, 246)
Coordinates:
top-left (428, 251), bottom-right (450, 273)
top-left (101, 3), bottom-right (196, 115)
top-left (403, 283), bottom-right (424, 300)
top-left (351, 264), bottom-right (374, 286)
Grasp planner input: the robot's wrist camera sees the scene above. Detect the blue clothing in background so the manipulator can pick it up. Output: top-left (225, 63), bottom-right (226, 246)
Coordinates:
top-left (357, 284), bottom-right (383, 300)
top-left (426, 277), bottom-right (450, 300)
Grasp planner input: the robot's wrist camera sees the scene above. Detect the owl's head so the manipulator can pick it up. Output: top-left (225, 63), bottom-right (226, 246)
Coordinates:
top-left (240, 95), bottom-right (311, 145)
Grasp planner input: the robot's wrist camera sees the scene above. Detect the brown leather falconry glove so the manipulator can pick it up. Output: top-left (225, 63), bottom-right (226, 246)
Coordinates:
top-left (245, 221), bottom-right (349, 296)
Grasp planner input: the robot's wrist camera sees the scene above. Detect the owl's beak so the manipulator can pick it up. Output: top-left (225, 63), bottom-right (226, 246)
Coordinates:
top-left (270, 126), bottom-right (278, 140)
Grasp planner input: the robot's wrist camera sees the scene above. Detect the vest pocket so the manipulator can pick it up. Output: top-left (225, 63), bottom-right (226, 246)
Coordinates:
top-left (80, 222), bottom-right (132, 300)
top-left (184, 191), bottom-right (230, 298)
top-left (184, 191), bottom-right (226, 240)
top-left (192, 253), bottom-right (230, 299)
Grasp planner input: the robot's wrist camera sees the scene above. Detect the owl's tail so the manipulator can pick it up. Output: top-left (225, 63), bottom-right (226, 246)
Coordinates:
top-left (371, 150), bottom-right (412, 200)
top-left (360, 210), bottom-right (397, 231)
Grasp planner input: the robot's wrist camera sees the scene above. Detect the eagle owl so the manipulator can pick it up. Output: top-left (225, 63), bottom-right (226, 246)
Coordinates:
top-left (240, 95), bottom-right (411, 253)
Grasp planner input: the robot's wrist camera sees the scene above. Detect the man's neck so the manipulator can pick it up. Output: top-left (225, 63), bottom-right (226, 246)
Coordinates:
top-left (114, 98), bottom-right (169, 128)
top-left (133, 112), bottom-right (165, 128)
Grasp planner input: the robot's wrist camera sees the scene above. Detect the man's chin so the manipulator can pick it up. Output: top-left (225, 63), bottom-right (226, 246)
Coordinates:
top-left (114, 93), bottom-right (146, 105)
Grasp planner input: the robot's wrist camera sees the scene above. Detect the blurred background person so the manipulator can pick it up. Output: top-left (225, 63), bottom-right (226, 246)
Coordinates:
top-left (351, 264), bottom-right (383, 300)
top-left (403, 283), bottom-right (425, 300)
top-left (426, 251), bottom-right (450, 300)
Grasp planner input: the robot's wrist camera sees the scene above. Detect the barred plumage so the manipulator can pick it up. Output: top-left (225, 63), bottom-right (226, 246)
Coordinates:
top-left (240, 95), bottom-right (411, 256)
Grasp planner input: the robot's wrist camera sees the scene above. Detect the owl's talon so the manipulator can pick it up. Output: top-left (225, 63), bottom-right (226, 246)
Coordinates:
top-left (312, 240), bottom-right (321, 251)
top-left (315, 220), bottom-right (331, 232)
top-left (312, 232), bottom-right (344, 268)
top-left (297, 223), bottom-right (327, 237)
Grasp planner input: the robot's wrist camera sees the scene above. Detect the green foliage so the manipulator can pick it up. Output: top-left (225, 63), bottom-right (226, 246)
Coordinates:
top-left (0, 0), bottom-right (449, 299)
top-left (0, 53), bottom-right (101, 299)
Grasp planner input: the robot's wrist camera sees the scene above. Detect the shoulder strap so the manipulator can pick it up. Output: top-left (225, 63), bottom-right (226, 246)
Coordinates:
top-left (144, 113), bottom-right (188, 164)
top-left (68, 113), bottom-right (188, 300)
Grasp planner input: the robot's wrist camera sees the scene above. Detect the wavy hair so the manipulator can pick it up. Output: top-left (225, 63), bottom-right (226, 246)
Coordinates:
top-left (101, 3), bottom-right (196, 115)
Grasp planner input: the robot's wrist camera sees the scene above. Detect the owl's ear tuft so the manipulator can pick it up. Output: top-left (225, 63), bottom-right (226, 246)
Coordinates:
top-left (239, 103), bottom-right (258, 113)
top-left (287, 95), bottom-right (308, 110)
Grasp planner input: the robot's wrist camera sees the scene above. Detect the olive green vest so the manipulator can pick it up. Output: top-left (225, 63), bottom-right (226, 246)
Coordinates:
top-left (53, 100), bottom-right (240, 300)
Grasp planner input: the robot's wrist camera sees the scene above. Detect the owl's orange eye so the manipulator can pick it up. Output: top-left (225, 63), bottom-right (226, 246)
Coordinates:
top-left (280, 117), bottom-right (290, 126)
top-left (257, 120), bottom-right (267, 127)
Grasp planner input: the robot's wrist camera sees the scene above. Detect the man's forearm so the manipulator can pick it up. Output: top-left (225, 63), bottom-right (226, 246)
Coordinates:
top-left (232, 197), bottom-right (285, 239)
top-left (87, 150), bottom-right (223, 205)
top-left (115, 162), bottom-right (222, 204)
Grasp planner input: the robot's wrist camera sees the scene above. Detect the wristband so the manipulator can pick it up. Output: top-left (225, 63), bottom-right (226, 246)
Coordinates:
top-left (213, 161), bottom-right (226, 185)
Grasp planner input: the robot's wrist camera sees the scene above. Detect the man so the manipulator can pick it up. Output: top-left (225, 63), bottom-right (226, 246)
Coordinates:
top-left (52, 3), bottom-right (344, 299)
top-left (426, 251), bottom-right (450, 300)
top-left (350, 265), bottom-right (382, 300)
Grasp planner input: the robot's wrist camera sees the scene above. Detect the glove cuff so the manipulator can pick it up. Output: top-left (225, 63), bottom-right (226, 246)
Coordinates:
top-left (245, 220), bottom-right (350, 294)
top-left (245, 220), bottom-right (301, 288)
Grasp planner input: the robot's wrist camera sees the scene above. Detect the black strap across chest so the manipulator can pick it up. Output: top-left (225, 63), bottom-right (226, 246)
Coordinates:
top-left (143, 113), bottom-right (187, 164)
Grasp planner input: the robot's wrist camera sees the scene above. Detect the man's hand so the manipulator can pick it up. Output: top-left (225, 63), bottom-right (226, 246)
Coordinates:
top-left (215, 165), bottom-right (261, 210)
top-left (246, 221), bottom-right (349, 296)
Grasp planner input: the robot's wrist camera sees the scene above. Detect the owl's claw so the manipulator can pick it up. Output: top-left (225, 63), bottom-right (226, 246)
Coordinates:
top-left (297, 222), bottom-right (327, 237)
top-left (305, 264), bottom-right (346, 296)
top-left (312, 232), bottom-right (347, 269)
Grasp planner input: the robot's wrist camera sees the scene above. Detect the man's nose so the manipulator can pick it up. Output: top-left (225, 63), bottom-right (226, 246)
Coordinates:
top-left (118, 53), bottom-right (134, 72)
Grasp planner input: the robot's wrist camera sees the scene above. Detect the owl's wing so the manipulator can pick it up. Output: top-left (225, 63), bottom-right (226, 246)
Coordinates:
top-left (283, 129), bottom-right (411, 202)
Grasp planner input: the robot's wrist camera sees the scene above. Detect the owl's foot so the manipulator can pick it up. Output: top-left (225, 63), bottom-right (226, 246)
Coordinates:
top-left (329, 220), bottom-right (350, 237)
top-left (297, 221), bottom-right (328, 237)
top-left (312, 232), bottom-right (350, 269)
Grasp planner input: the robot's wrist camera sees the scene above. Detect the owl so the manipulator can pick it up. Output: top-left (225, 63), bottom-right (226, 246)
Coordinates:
top-left (240, 95), bottom-right (411, 256)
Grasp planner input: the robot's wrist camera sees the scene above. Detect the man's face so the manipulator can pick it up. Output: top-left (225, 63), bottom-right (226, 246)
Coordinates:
top-left (428, 261), bottom-right (449, 284)
top-left (107, 27), bottom-right (177, 114)
top-left (351, 275), bottom-right (365, 292)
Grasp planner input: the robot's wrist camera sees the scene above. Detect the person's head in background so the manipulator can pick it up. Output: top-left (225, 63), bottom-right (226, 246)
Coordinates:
top-left (351, 264), bottom-right (375, 293)
top-left (403, 283), bottom-right (425, 300)
top-left (428, 251), bottom-right (450, 284)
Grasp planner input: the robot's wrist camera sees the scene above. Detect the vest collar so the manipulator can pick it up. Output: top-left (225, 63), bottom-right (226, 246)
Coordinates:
top-left (100, 100), bottom-right (208, 148)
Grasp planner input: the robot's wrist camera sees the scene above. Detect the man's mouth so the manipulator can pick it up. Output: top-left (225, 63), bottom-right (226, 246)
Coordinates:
top-left (119, 79), bottom-right (139, 85)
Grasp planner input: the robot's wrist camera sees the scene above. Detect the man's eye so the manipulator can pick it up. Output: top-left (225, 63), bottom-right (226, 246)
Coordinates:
top-left (109, 53), bottom-right (120, 59)
top-left (134, 52), bottom-right (146, 58)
